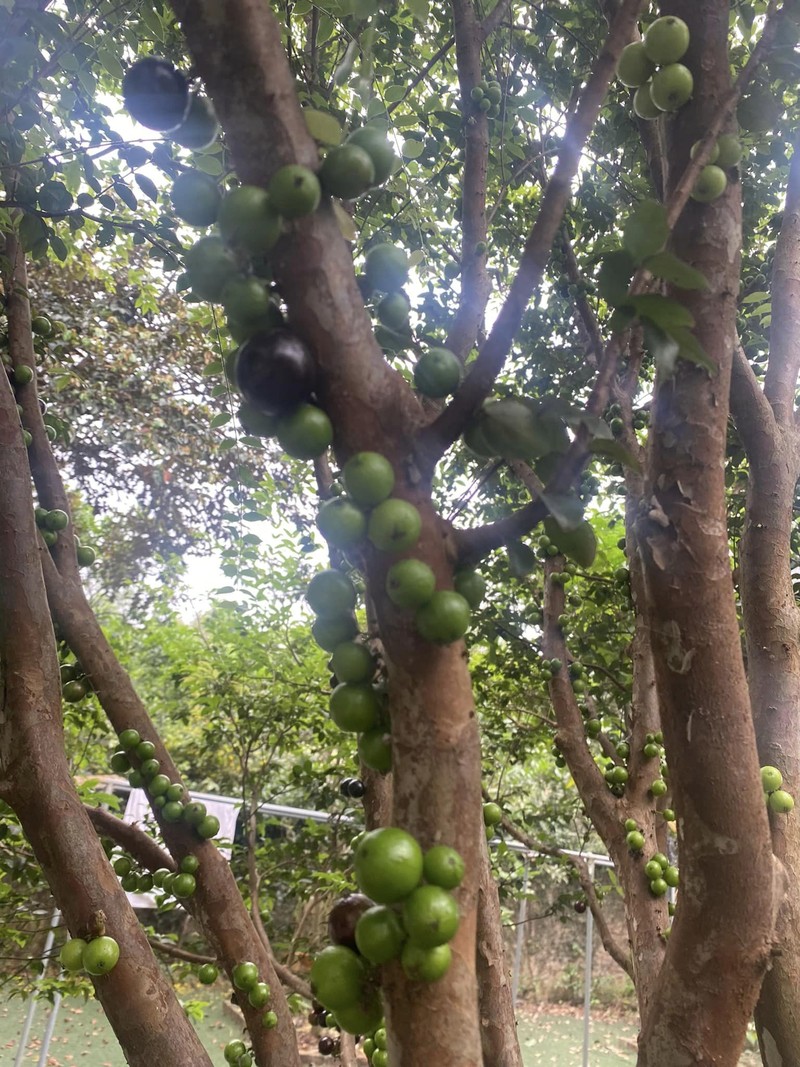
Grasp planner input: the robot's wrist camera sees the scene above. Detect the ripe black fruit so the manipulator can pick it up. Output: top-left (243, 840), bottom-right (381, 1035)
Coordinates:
top-left (235, 329), bottom-right (316, 417)
top-left (327, 893), bottom-right (373, 951)
top-left (122, 58), bottom-right (190, 131)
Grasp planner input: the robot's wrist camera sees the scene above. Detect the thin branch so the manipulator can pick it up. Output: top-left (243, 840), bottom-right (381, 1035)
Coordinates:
top-left (387, 37), bottom-right (455, 115)
top-left (446, 0), bottom-right (491, 360)
top-left (417, 0), bottom-right (648, 466)
top-left (85, 806), bottom-right (176, 872)
top-left (150, 940), bottom-right (215, 965)
top-left (479, 0), bottom-right (511, 41)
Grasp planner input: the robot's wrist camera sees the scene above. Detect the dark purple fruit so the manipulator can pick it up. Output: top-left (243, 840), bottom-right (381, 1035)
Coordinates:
top-left (347, 779), bottom-right (366, 799)
top-left (235, 328), bottom-right (316, 417)
top-left (122, 58), bottom-right (190, 132)
top-left (327, 893), bottom-right (373, 951)
top-left (171, 95), bottom-right (219, 150)
top-left (339, 777), bottom-right (355, 797)
top-left (318, 1036), bottom-right (337, 1055)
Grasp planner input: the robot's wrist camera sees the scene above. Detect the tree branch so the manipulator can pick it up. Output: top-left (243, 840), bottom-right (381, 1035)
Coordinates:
top-left (479, 0), bottom-right (511, 41)
top-left (445, 0), bottom-right (491, 360)
top-left (730, 341), bottom-right (779, 466)
top-left (763, 132), bottom-right (800, 424)
top-left (417, 0), bottom-right (648, 466)
top-left (85, 806), bottom-right (176, 872)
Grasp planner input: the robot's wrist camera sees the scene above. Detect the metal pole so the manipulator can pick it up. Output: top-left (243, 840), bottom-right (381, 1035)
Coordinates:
top-left (14, 908), bottom-right (61, 1067)
top-left (582, 861), bottom-right (595, 1067)
top-left (37, 992), bottom-right (62, 1067)
top-left (511, 856), bottom-right (530, 1008)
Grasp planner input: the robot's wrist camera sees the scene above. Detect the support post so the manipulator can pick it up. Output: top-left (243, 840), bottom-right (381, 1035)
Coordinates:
top-left (511, 856), bottom-right (530, 1008)
top-left (582, 861), bottom-right (595, 1067)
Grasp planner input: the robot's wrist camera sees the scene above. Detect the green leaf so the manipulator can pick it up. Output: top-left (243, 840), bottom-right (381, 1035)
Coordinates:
top-left (672, 326), bottom-right (715, 374)
top-left (543, 517), bottom-right (597, 568)
top-left (623, 200), bottom-right (668, 263)
top-left (539, 492), bottom-right (584, 531)
top-left (303, 109), bottom-right (343, 146)
top-left (407, 0), bottom-right (429, 20)
top-left (115, 182), bottom-right (138, 211)
top-left (210, 412), bottom-right (232, 429)
top-left (629, 293), bottom-right (695, 330)
top-left (402, 139), bottom-right (424, 159)
top-left (98, 47), bottom-right (124, 81)
top-left (135, 174), bottom-right (159, 202)
top-left (140, 5), bottom-right (164, 40)
top-left (19, 213), bottom-right (48, 252)
top-left (643, 251), bottom-right (709, 290)
top-left (586, 438), bottom-right (642, 472)
top-left (331, 200), bottom-right (357, 241)
top-left (597, 249), bottom-right (635, 306)
top-left (506, 540), bottom-right (538, 578)
top-left (49, 234), bottom-right (68, 261)
top-left (643, 321), bottom-right (680, 376)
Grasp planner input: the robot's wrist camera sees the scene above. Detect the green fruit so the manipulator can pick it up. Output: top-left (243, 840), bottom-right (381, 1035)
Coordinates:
top-left (329, 683), bottom-right (381, 732)
top-left (312, 614), bottom-right (359, 652)
top-left (13, 365), bottom-right (33, 385)
top-left (320, 144), bottom-right (375, 199)
top-left (128, 770), bottom-right (144, 788)
top-left (166, 783), bottom-right (185, 802)
top-left (232, 961), bottom-right (260, 990)
top-left (400, 941), bottom-right (451, 982)
top-left (170, 170), bottom-right (221, 226)
top-left (119, 728), bottom-right (141, 750)
top-left (222, 276), bottom-right (274, 327)
top-left (633, 82), bottom-right (662, 120)
top-left (162, 801), bottom-right (184, 822)
top-left (358, 728), bottom-right (392, 773)
top-left (691, 165), bottom-right (727, 203)
top-left (331, 642), bottom-right (375, 684)
top-left (316, 497), bottom-right (367, 549)
top-left (415, 591), bottom-right (471, 644)
top-left (152, 868), bottom-right (172, 888)
top-left (331, 995), bottom-right (383, 1035)
top-left (136, 740), bottom-right (156, 760)
top-left (483, 802), bottom-right (502, 827)
top-left (217, 185), bottom-right (282, 253)
top-left (377, 291), bottom-right (411, 331)
top-left (346, 127), bottom-right (398, 185)
top-left (224, 1040), bottom-right (247, 1063)
top-left (198, 963), bottom-right (218, 984)
top-left (664, 866), bottom-right (679, 888)
top-left (650, 779), bottom-right (668, 797)
top-left (690, 139), bottom-right (719, 164)
top-left (617, 41), bottom-right (655, 88)
top-left (172, 873), bottom-right (196, 898)
top-left (386, 558), bottom-right (436, 609)
top-left (342, 452), bottom-right (395, 507)
top-left (642, 16), bottom-right (690, 64)
top-left (543, 516), bottom-right (597, 568)
top-left (761, 766), bottom-right (783, 792)
top-left (60, 937), bottom-right (87, 972)
top-left (624, 818), bottom-right (638, 833)
top-left (82, 936), bottom-right (120, 976)
top-left (180, 854), bottom-right (200, 874)
top-left (185, 236), bottom-right (238, 302)
top-left (276, 403), bottom-right (333, 459)
top-left (662, 808), bottom-right (676, 822)
top-left (365, 244), bottom-right (409, 292)
top-left (453, 568), bottom-right (485, 610)
top-left (355, 905), bottom-right (406, 964)
top-left (307, 569), bottom-right (357, 617)
top-left (413, 348), bottom-right (462, 398)
top-left (196, 814), bottom-right (220, 838)
top-left (402, 885), bottom-right (459, 947)
top-left (261, 1010), bottom-right (278, 1029)
top-left (171, 94), bottom-right (219, 150)
top-left (248, 981), bottom-right (271, 1008)
top-left (715, 133), bottom-right (743, 168)
top-left (649, 64), bottom-right (693, 112)
top-left (268, 164), bottom-right (321, 218)
top-left (31, 315), bottom-right (53, 337)
top-left (62, 679), bottom-right (87, 703)
top-left (140, 758), bottom-right (160, 779)
top-left (367, 498), bottom-right (422, 553)
top-left (481, 399), bottom-right (552, 459)
top-left (422, 845), bottom-right (465, 890)
top-left (769, 789), bottom-right (795, 814)
top-left (110, 751), bottom-right (131, 774)
top-left (354, 827), bottom-right (423, 903)
top-left (649, 877), bottom-right (668, 897)
top-left (737, 86), bottom-right (780, 133)
top-left (113, 856), bottom-right (133, 878)
top-left (644, 859), bottom-right (663, 881)
top-left (310, 945), bottom-right (368, 1010)
top-left (626, 830), bottom-right (645, 851)
top-left (76, 545), bottom-right (97, 566)
top-left (183, 801), bottom-right (207, 826)
top-left (45, 509), bottom-right (69, 531)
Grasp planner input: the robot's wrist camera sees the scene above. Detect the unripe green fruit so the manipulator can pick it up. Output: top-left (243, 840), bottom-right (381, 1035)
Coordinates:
top-left (769, 789), bottom-right (795, 814)
top-left (633, 82), bottom-right (662, 120)
top-left (715, 134), bottom-right (743, 168)
top-left (365, 244), bottom-right (409, 293)
top-left (761, 765), bottom-right (783, 792)
top-left (346, 127), bottom-right (398, 185)
top-left (320, 144), bottom-right (375, 200)
top-left (649, 64), bottom-right (693, 112)
top-left (691, 165), bottom-right (727, 203)
top-left (642, 16), bottom-right (690, 65)
top-left (268, 164), bottom-right (321, 218)
top-left (690, 139), bottom-right (719, 164)
top-left (618, 42), bottom-right (655, 88)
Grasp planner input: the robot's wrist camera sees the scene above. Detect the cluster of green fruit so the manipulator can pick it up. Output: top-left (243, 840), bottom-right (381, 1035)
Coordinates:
top-left (312, 451), bottom-right (484, 647)
top-left (483, 801), bottom-right (503, 834)
top-left (33, 505), bottom-right (97, 564)
top-left (624, 821), bottom-right (679, 897)
top-left (59, 934), bottom-right (120, 977)
top-left (152, 855), bottom-right (201, 902)
top-left (761, 765), bottom-right (795, 813)
top-left (310, 829), bottom-right (465, 1036)
top-left (112, 728), bottom-right (221, 839)
top-left (619, 17), bottom-right (694, 118)
top-left (469, 78), bottom-right (503, 118)
top-left (59, 660), bottom-right (93, 704)
top-left (688, 133), bottom-right (743, 204)
top-left (123, 57), bottom-right (219, 152)
top-left (362, 1024), bottom-right (390, 1066)
top-left (606, 402), bottom-right (649, 436)
top-left (229, 959), bottom-right (277, 1027)
top-left (223, 1010), bottom-right (277, 1067)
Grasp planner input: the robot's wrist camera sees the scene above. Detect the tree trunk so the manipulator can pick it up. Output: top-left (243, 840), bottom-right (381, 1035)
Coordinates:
top-left (730, 134), bottom-right (800, 1067)
top-left (0, 332), bottom-right (213, 1067)
top-left (635, 4), bottom-right (777, 1063)
top-left (475, 833), bottom-right (523, 1067)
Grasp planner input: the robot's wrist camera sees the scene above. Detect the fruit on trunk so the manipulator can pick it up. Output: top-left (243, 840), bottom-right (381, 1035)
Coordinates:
top-left (248, 981), bottom-right (271, 1008)
top-left (342, 452), bottom-right (395, 508)
top-left (185, 236), bottom-right (238, 302)
top-left (217, 185), bottom-right (282, 253)
top-left (415, 590), bottom-right (471, 644)
top-left (642, 16), bottom-right (690, 64)
top-left (357, 728), bottom-right (392, 773)
top-left (320, 144), bottom-right (375, 199)
top-left (483, 802), bottom-right (502, 827)
top-left (268, 165), bottom-right (321, 218)
top-left (310, 945), bottom-right (368, 1010)
top-left (715, 134), bottom-right (743, 168)
top-left (171, 95), bottom-right (219, 151)
top-left (60, 937), bottom-right (87, 971)
top-left (402, 885), bottom-right (459, 948)
top-left (329, 683), bottom-right (381, 732)
top-left (346, 127), bottom-right (398, 184)
top-left (170, 170), bottom-right (221, 227)
top-left (649, 64), bottom-right (693, 112)
top-left (385, 558), bottom-right (436, 609)
top-left (453, 567), bottom-right (485, 609)
top-left (276, 403), bottom-right (333, 459)
top-left (331, 641), bottom-right (375, 684)
top-left (422, 845), bottom-right (465, 890)
top-left (691, 165), bottom-right (727, 203)
top-left (761, 765), bottom-right (783, 792)
top-left (328, 893), bottom-right (373, 950)
top-left (82, 935), bottom-right (120, 976)
top-left (354, 827), bottom-right (423, 903)
top-left (365, 244), bottom-right (409, 292)
top-left (123, 57), bottom-right (189, 131)
top-left (633, 82), bottom-right (662, 120)
top-left (198, 963), bottom-right (218, 984)
top-left (312, 614), bottom-right (359, 652)
top-left (331, 994), bottom-right (383, 1035)
top-left (232, 961), bottom-right (259, 990)
top-left (413, 347), bottom-right (461, 398)
top-left (316, 497), bottom-right (367, 549)
top-left (221, 277), bottom-right (274, 328)
top-left (235, 329), bottom-right (316, 417)
top-left (307, 569), bottom-right (357, 617)
top-left (400, 941), bottom-right (451, 982)
top-left (367, 498), bottom-right (422, 553)
top-left (377, 291), bottom-right (410, 331)
top-left (355, 905), bottom-right (406, 964)
top-left (617, 42), bottom-right (655, 88)
top-left (769, 789), bottom-right (795, 813)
